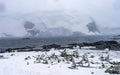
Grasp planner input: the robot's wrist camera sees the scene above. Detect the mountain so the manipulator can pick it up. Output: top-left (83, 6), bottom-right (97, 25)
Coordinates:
top-left (86, 18), bottom-right (100, 35)
top-left (0, 11), bottom-right (100, 38)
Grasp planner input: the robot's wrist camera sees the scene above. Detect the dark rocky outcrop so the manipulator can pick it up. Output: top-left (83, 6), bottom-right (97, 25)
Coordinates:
top-left (105, 65), bottom-right (120, 74)
top-left (68, 41), bottom-right (120, 50)
top-left (86, 18), bottom-right (100, 33)
top-left (0, 40), bottom-right (120, 53)
top-left (93, 41), bottom-right (120, 50)
top-left (5, 46), bottom-right (36, 52)
top-left (41, 41), bottom-right (120, 50)
top-left (42, 44), bottom-right (61, 49)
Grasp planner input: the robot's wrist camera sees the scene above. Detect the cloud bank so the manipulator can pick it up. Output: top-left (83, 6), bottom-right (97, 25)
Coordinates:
top-left (0, 0), bottom-right (120, 37)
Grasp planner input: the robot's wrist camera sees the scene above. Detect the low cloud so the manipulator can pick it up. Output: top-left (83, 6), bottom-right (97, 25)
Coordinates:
top-left (0, 0), bottom-right (120, 36)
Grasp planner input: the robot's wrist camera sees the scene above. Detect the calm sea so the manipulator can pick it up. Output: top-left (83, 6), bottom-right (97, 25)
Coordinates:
top-left (0, 36), bottom-right (111, 48)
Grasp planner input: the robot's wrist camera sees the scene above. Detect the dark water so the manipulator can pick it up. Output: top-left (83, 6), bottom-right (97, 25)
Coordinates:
top-left (0, 36), bottom-right (111, 48)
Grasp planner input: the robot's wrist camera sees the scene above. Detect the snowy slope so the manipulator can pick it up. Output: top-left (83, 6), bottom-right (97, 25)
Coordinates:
top-left (0, 49), bottom-right (119, 75)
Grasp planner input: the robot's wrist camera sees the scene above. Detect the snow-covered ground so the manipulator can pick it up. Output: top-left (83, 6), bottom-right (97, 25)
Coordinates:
top-left (0, 49), bottom-right (120, 75)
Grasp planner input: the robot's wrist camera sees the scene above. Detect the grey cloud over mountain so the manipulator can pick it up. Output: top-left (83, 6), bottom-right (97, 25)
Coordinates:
top-left (0, 0), bottom-right (120, 28)
top-left (0, 0), bottom-right (120, 37)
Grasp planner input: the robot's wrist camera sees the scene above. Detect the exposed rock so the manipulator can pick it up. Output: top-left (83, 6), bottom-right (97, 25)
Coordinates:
top-left (1, 40), bottom-right (120, 53)
top-left (42, 44), bottom-right (61, 49)
top-left (86, 18), bottom-right (100, 33)
top-left (105, 65), bottom-right (120, 74)
top-left (68, 41), bottom-right (120, 50)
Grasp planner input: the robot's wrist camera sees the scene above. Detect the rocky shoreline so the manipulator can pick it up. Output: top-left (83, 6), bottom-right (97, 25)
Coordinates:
top-left (0, 40), bottom-right (120, 53)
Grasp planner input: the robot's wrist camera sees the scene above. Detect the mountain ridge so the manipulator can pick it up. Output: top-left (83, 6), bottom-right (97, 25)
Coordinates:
top-left (0, 11), bottom-right (100, 38)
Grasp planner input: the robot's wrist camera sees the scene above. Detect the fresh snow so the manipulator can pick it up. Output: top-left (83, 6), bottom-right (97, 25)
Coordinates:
top-left (0, 49), bottom-right (119, 75)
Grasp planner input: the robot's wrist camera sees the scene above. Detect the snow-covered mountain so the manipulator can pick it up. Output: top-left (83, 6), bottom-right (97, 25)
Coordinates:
top-left (86, 18), bottom-right (100, 35)
top-left (0, 11), bottom-right (100, 38)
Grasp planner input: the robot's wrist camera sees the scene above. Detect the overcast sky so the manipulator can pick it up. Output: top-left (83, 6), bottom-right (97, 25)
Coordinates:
top-left (0, 0), bottom-right (120, 28)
